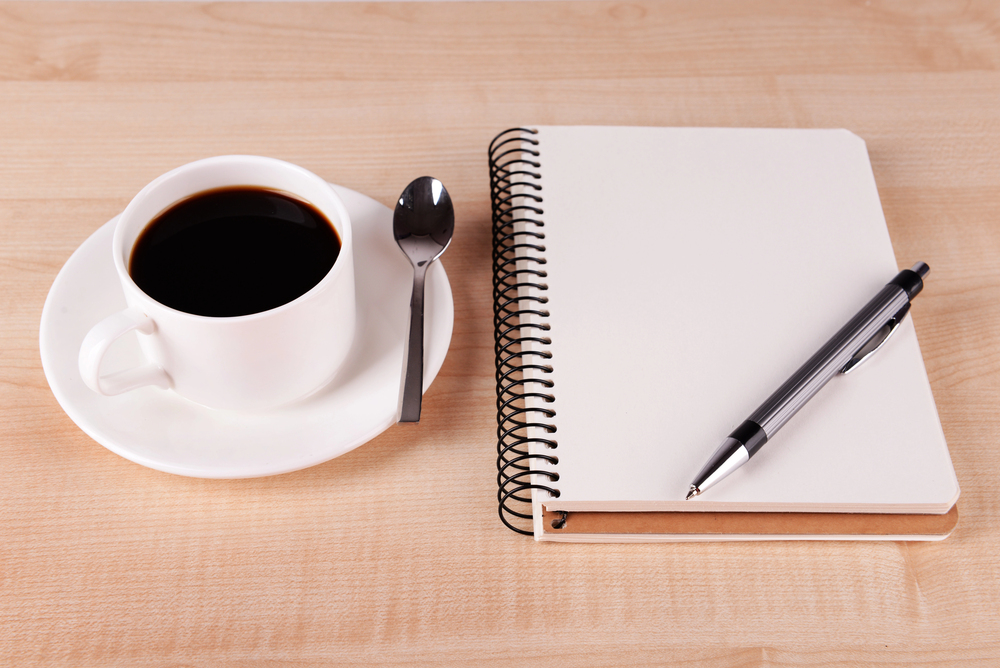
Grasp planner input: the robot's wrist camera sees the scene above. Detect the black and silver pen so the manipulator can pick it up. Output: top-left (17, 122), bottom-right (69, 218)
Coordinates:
top-left (686, 262), bottom-right (930, 500)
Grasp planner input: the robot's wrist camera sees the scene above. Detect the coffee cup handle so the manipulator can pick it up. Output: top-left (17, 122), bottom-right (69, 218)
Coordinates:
top-left (79, 308), bottom-right (171, 396)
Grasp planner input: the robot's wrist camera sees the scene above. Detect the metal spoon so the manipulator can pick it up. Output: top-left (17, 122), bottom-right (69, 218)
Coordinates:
top-left (393, 176), bottom-right (455, 422)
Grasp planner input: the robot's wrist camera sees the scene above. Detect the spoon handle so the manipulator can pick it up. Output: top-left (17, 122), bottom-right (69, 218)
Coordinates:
top-left (399, 263), bottom-right (428, 422)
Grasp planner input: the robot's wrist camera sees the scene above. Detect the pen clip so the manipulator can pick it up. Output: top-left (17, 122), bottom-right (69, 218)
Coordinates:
top-left (840, 302), bottom-right (911, 374)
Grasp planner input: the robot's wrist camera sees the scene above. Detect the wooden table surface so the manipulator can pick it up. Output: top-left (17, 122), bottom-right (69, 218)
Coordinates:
top-left (2, 2), bottom-right (998, 665)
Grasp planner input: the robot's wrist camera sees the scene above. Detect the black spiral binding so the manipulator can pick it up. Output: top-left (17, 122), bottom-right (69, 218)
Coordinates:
top-left (489, 128), bottom-right (560, 536)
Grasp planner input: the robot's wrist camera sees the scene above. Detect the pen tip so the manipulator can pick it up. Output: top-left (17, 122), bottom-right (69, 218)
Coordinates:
top-left (686, 485), bottom-right (701, 501)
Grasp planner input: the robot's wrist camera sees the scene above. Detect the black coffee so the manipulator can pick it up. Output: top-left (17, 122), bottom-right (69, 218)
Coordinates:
top-left (129, 186), bottom-right (341, 317)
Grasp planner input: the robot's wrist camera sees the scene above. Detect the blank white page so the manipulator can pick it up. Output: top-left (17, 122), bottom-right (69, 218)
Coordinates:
top-left (523, 126), bottom-right (959, 515)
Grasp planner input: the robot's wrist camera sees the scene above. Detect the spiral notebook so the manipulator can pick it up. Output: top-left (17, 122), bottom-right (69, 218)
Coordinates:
top-left (489, 126), bottom-right (960, 542)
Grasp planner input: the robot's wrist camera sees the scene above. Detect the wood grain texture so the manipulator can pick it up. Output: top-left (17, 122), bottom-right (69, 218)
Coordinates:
top-left (1, 1), bottom-right (998, 665)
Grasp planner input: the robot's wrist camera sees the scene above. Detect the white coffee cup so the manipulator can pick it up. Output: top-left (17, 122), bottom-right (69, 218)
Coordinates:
top-left (79, 155), bottom-right (356, 411)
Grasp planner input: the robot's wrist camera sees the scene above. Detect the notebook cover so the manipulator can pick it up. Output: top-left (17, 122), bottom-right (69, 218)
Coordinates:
top-left (540, 506), bottom-right (959, 541)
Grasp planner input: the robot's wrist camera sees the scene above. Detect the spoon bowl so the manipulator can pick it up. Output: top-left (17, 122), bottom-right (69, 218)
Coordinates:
top-left (393, 176), bottom-right (455, 422)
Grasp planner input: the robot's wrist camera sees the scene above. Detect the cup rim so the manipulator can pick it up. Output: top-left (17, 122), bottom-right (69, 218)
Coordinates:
top-left (112, 155), bottom-right (353, 322)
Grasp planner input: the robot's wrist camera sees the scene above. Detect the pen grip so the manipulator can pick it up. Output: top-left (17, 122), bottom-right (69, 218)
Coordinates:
top-left (748, 283), bottom-right (910, 441)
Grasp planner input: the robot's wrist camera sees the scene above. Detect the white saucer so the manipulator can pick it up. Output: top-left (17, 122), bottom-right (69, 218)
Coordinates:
top-left (39, 185), bottom-right (453, 478)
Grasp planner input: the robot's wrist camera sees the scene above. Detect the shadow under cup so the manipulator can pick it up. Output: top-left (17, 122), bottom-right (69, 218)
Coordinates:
top-left (88, 156), bottom-right (357, 411)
